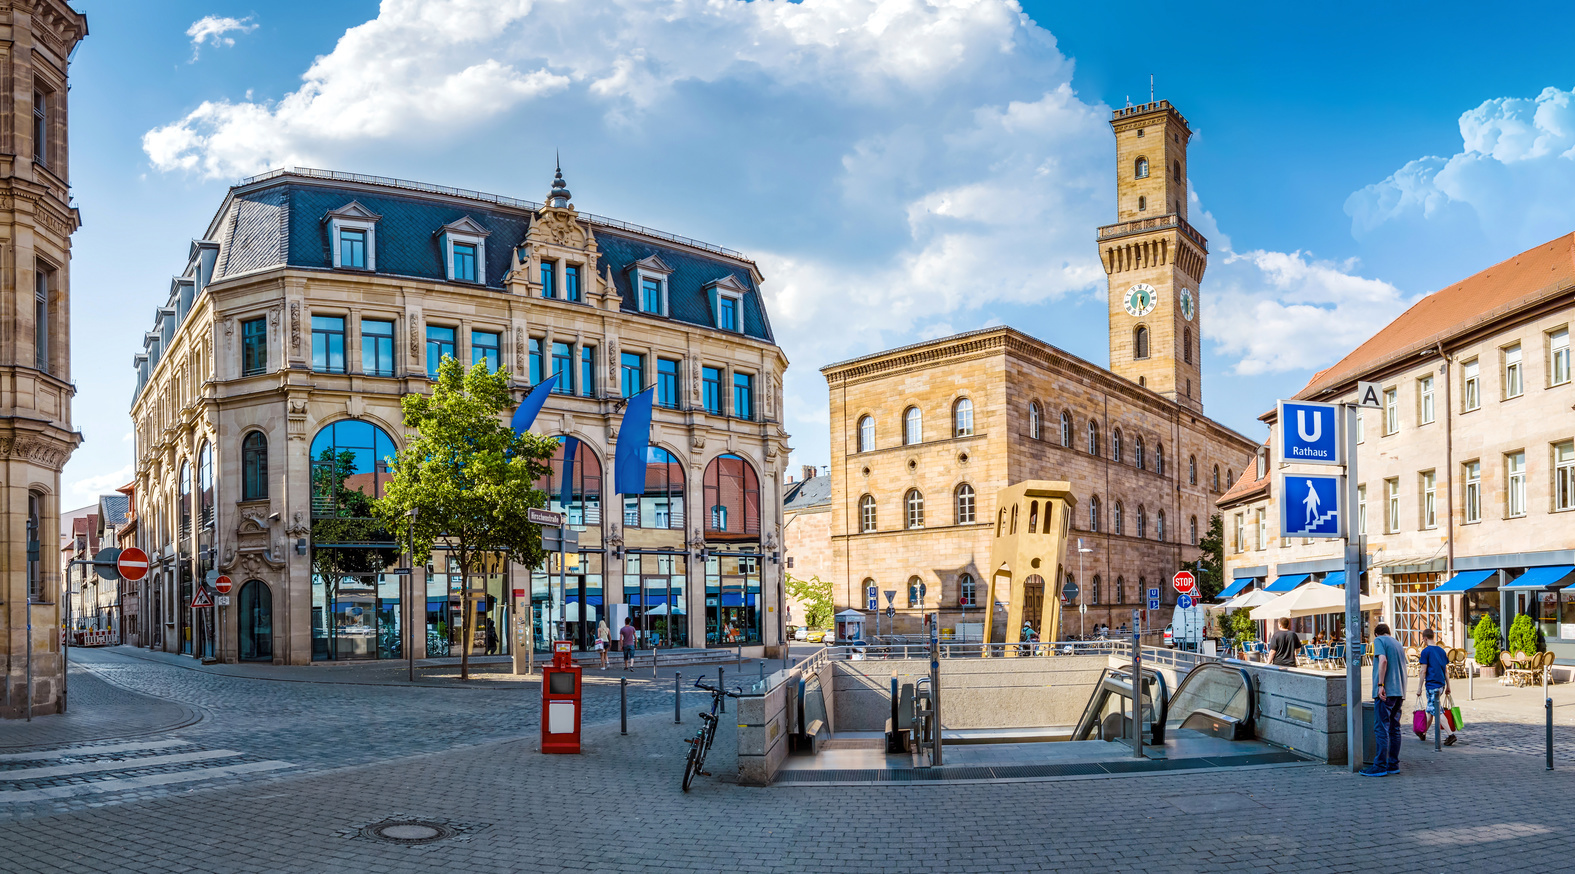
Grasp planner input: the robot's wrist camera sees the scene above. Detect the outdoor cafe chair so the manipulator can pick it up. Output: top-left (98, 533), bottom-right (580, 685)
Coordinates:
top-left (1316, 645), bottom-right (1333, 669)
top-left (1446, 648), bottom-right (1468, 679)
top-left (1331, 644), bottom-right (1345, 668)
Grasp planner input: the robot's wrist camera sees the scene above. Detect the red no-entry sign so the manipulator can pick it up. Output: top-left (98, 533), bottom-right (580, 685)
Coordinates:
top-left (117, 547), bottom-right (150, 582)
top-left (1172, 570), bottom-right (1197, 594)
top-left (214, 575), bottom-right (233, 595)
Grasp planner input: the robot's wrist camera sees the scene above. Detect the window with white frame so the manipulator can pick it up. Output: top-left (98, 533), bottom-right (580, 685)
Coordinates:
top-left (1420, 470), bottom-right (1437, 529)
top-left (1506, 451), bottom-right (1526, 517)
top-left (439, 217), bottom-right (489, 284)
top-left (1458, 358), bottom-right (1480, 412)
top-left (1550, 328), bottom-right (1571, 387)
top-left (1418, 375), bottom-right (1435, 425)
top-left (1113, 501), bottom-right (1123, 535)
top-left (1156, 510), bottom-right (1165, 542)
top-left (1554, 441), bottom-right (1574, 512)
top-left (1189, 515), bottom-right (1198, 545)
top-left (1457, 461), bottom-right (1479, 524)
top-left (1088, 496), bottom-right (1101, 532)
top-left (1384, 388), bottom-right (1398, 434)
top-left (905, 489), bottom-right (925, 529)
top-left (1029, 403), bottom-right (1041, 439)
top-left (1060, 411), bottom-right (1072, 446)
top-left (1189, 455), bottom-right (1197, 485)
top-left (632, 256), bottom-right (673, 316)
top-left (1357, 409), bottom-right (1365, 443)
top-left (1087, 421), bottom-right (1100, 456)
top-left (1253, 507), bottom-right (1264, 550)
top-left (1112, 429), bottom-right (1123, 463)
top-left (1504, 344), bottom-right (1523, 399)
top-left (859, 494), bottom-right (877, 532)
top-left (1136, 437), bottom-right (1146, 470)
top-left (953, 398), bottom-right (974, 437)
top-left (858, 415), bottom-right (875, 453)
top-left (904, 406), bottom-right (922, 445)
top-left (1357, 484), bottom-right (1367, 534)
top-left (327, 202), bottom-right (380, 272)
top-left (955, 484), bottom-right (975, 524)
top-left (1385, 478), bottom-right (1399, 533)
top-left (959, 574), bottom-right (976, 606)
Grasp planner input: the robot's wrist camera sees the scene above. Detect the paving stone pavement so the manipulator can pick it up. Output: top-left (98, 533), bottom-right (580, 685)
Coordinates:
top-left (1, 649), bottom-right (1573, 872)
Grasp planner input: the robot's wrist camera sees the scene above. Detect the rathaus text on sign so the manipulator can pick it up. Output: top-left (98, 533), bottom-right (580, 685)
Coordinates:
top-left (1277, 400), bottom-right (1342, 466)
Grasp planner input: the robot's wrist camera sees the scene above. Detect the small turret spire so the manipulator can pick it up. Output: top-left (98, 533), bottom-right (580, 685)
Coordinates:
top-left (549, 152), bottom-right (571, 208)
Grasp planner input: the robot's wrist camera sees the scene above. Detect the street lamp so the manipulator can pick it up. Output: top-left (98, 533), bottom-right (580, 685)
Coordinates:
top-left (405, 508), bottom-right (418, 683)
top-left (1077, 538), bottom-right (1094, 640)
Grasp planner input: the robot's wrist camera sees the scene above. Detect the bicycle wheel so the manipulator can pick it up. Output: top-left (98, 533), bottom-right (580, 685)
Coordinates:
top-left (682, 742), bottom-right (702, 792)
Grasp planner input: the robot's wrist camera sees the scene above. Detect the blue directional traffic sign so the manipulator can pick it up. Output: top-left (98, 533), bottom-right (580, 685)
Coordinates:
top-left (1278, 400), bottom-right (1342, 466)
top-left (1147, 597), bottom-right (1161, 610)
top-left (1148, 587), bottom-right (1160, 600)
top-left (1280, 473), bottom-right (1345, 538)
top-left (1177, 594), bottom-right (1193, 609)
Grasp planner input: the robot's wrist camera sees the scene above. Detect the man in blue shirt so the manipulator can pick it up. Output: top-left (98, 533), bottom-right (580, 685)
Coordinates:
top-left (1415, 629), bottom-right (1456, 746)
top-left (1362, 623), bottom-right (1409, 777)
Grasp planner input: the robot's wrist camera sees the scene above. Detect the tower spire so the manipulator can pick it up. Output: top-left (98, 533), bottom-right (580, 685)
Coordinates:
top-left (549, 153), bottom-right (571, 208)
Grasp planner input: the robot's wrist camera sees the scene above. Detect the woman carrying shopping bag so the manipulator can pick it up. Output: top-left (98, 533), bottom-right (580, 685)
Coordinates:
top-left (596, 619), bottom-right (612, 670)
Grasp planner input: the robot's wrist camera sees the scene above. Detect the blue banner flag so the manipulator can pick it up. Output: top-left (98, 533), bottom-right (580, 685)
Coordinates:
top-left (614, 388), bottom-right (655, 496)
top-left (559, 436), bottom-right (578, 508)
top-left (510, 373), bottom-right (560, 435)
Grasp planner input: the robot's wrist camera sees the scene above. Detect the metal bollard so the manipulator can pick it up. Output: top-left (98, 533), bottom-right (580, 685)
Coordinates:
top-left (1547, 696), bottom-right (1555, 771)
top-left (621, 676), bottom-right (628, 736)
top-left (759, 661), bottom-right (765, 683)
top-left (652, 646), bottom-right (659, 679)
top-left (719, 667), bottom-right (726, 713)
top-left (675, 671), bottom-right (682, 724)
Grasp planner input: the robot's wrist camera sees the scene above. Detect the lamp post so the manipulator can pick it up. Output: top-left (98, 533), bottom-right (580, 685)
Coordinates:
top-left (405, 508), bottom-right (418, 683)
top-left (1077, 539), bottom-right (1094, 639)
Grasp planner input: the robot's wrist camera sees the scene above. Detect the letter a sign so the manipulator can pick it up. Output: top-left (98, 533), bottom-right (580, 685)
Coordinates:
top-left (1277, 400), bottom-right (1342, 466)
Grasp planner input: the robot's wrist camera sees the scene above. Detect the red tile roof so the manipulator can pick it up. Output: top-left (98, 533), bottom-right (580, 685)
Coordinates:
top-left (1297, 232), bottom-right (1575, 399)
top-left (1216, 443), bottom-right (1270, 508)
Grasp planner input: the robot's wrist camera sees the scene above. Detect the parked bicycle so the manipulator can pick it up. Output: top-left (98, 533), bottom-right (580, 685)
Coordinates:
top-left (681, 679), bottom-right (742, 792)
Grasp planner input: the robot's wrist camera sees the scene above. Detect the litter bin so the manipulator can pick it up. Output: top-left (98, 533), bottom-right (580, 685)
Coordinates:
top-left (1359, 700), bottom-right (1376, 767)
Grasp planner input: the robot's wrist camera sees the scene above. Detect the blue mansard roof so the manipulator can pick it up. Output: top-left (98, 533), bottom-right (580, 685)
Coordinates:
top-left (204, 169), bottom-right (773, 343)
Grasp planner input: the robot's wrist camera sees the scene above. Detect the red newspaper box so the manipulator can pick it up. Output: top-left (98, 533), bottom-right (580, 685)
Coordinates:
top-left (541, 640), bottom-right (582, 754)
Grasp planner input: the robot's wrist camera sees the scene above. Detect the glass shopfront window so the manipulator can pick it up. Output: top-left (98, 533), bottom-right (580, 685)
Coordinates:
top-left (1388, 572), bottom-right (1443, 649)
top-left (312, 570), bottom-right (402, 661)
top-left (623, 553), bottom-right (688, 648)
top-left (1536, 590), bottom-right (1561, 642)
top-left (537, 437), bottom-right (602, 526)
top-left (1465, 589), bottom-right (1499, 637)
top-left (528, 551), bottom-right (603, 651)
top-left (706, 552), bottom-right (762, 646)
top-left (422, 551), bottom-right (512, 659)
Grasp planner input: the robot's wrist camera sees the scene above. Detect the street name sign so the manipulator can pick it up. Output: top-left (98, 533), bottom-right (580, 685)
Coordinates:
top-left (1171, 571), bottom-right (1196, 594)
top-left (1277, 400), bottom-right (1342, 466)
top-left (1280, 473), bottom-right (1345, 538)
top-left (528, 508), bottom-right (566, 527)
top-left (1354, 382), bottom-right (1384, 409)
top-left (117, 547), bottom-right (150, 582)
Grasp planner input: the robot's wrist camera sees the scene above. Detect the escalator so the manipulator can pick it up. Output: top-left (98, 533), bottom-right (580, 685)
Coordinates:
top-left (1071, 664), bottom-right (1169, 744)
top-left (1071, 662), bottom-right (1256, 745)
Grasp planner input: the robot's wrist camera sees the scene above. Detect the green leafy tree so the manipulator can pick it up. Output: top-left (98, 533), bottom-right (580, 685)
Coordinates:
top-left (786, 574), bottom-right (834, 630)
top-left (1507, 613), bottom-right (1541, 656)
top-left (1218, 607), bottom-right (1257, 641)
top-left (1191, 514), bottom-right (1226, 599)
top-left (1472, 614), bottom-right (1501, 667)
top-left (374, 356), bottom-right (558, 681)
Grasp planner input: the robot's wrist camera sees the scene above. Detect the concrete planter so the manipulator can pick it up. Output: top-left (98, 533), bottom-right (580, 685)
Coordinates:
top-left (1478, 665), bottom-right (1498, 679)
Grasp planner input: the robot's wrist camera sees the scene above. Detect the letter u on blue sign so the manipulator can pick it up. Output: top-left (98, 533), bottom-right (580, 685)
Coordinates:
top-left (1278, 401), bottom-right (1342, 466)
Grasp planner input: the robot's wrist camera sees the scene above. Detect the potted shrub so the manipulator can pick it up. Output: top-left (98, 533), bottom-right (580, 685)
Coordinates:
top-left (1473, 615), bottom-right (1501, 676)
top-left (1508, 613), bottom-right (1540, 657)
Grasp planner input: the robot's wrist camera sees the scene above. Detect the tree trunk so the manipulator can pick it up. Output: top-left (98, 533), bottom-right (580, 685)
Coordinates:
top-left (458, 551), bottom-right (472, 682)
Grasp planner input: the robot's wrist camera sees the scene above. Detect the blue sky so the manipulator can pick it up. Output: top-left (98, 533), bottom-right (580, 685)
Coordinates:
top-left (61, 0), bottom-right (1575, 505)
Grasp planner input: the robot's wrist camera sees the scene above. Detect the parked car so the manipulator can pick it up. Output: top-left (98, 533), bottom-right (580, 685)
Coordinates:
top-left (1163, 625), bottom-right (1175, 648)
top-left (806, 629), bottom-right (826, 643)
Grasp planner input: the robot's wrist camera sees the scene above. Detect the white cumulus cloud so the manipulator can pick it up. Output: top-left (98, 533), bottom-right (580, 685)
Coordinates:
top-left (70, 465), bottom-right (134, 500)
top-left (187, 14), bottom-right (258, 61)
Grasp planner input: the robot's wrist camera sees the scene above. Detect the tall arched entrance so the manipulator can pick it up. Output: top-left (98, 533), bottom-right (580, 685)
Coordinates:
top-left (238, 580), bottom-right (273, 661)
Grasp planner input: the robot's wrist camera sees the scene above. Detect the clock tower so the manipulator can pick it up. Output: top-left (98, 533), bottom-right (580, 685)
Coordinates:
top-left (1100, 99), bottom-right (1207, 412)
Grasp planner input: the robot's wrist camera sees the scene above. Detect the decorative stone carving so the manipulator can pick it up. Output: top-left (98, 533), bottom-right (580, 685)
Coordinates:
top-left (290, 302), bottom-right (301, 352)
top-left (410, 320), bottom-right (420, 357)
top-left (690, 433), bottom-right (705, 453)
top-left (514, 327), bottom-right (525, 374)
top-left (285, 512), bottom-right (310, 538)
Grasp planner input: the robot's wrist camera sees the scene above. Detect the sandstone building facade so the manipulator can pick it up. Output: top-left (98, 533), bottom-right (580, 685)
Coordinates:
top-left (1, 0), bottom-right (86, 718)
top-left (129, 167), bottom-right (790, 665)
top-left (1221, 233), bottom-right (1575, 653)
top-left (823, 101), bottom-right (1256, 640)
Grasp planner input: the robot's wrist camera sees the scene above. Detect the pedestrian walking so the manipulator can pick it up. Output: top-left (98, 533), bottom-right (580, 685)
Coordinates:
top-left (1268, 617), bottom-right (1301, 668)
top-left (620, 618), bottom-right (637, 670)
top-left (1362, 622), bottom-right (1408, 777)
top-left (1415, 629), bottom-right (1457, 746)
top-left (483, 616), bottom-right (498, 656)
top-left (596, 619), bottom-right (612, 670)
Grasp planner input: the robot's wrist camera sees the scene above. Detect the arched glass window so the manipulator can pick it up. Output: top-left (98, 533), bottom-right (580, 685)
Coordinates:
top-left (1227, 469), bottom-right (1235, 488)
top-left (953, 398), bottom-right (973, 437)
top-left (903, 406), bottom-right (923, 445)
top-left (1184, 327), bottom-right (1193, 364)
top-left (1134, 325), bottom-right (1149, 359)
top-left (1137, 505), bottom-right (1147, 539)
top-left (905, 489), bottom-right (924, 530)
top-left (1113, 501), bottom-right (1124, 535)
top-left (179, 460), bottom-right (192, 535)
top-left (1088, 496), bottom-right (1101, 532)
top-left (1189, 455), bottom-right (1197, 485)
top-left (241, 432), bottom-right (268, 501)
top-left (1137, 195), bottom-right (1147, 211)
top-left (1190, 515), bottom-right (1198, 545)
top-left (311, 419), bottom-right (399, 517)
top-left (908, 576), bottom-right (923, 608)
top-left (1029, 403), bottom-right (1041, 440)
top-left (859, 494), bottom-right (877, 533)
top-left (1060, 410), bottom-right (1072, 446)
top-left (1087, 421), bottom-right (1099, 456)
top-left (1173, 159), bottom-right (1182, 181)
top-left (1091, 575), bottom-right (1101, 606)
top-left (535, 436), bottom-right (604, 525)
top-left (1157, 511), bottom-right (1166, 542)
top-left (1134, 157), bottom-right (1149, 179)
top-left (858, 415), bottom-right (875, 453)
top-left (1112, 429), bottom-right (1122, 463)
top-left (197, 441), bottom-right (214, 527)
top-left (622, 445), bottom-right (683, 529)
top-left (1213, 465), bottom-right (1221, 492)
top-left (955, 484), bottom-right (975, 524)
top-left (1116, 576), bottom-right (1125, 604)
top-left (1135, 437), bottom-right (1145, 470)
top-left (959, 573), bottom-right (976, 606)
top-left (1156, 443), bottom-right (1165, 476)
top-left (704, 453), bottom-right (760, 539)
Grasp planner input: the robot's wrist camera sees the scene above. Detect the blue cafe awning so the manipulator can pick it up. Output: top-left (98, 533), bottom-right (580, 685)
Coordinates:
top-left (1321, 571), bottom-right (1346, 588)
top-left (1218, 578), bottom-right (1254, 599)
top-left (1432, 569), bottom-right (1498, 595)
top-left (1264, 574), bottom-right (1309, 593)
top-left (1505, 565), bottom-right (1575, 590)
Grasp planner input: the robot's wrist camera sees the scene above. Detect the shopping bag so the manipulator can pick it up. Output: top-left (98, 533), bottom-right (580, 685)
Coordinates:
top-left (1413, 709), bottom-right (1429, 735)
top-left (1446, 692), bottom-right (1463, 730)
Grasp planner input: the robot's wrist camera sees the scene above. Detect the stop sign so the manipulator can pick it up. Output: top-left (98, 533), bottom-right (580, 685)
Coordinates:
top-left (117, 547), bottom-right (150, 582)
top-left (214, 575), bottom-right (233, 595)
top-left (1172, 570), bottom-right (1197, 594)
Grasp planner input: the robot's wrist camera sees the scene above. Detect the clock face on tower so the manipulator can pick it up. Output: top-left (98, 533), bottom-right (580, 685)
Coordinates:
top-left (1124, 283), bottom-right (1158, 317)
top-left (1180, 288), bottom-right (1195, 322)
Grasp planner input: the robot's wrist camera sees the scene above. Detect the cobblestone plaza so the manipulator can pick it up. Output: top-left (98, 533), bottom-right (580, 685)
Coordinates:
top-left (3, 649), bottom-right (1575, 872)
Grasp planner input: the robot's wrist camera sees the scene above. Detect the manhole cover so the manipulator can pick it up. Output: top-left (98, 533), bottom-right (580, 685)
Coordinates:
top-left (361, 820), bottom-right (455, 845)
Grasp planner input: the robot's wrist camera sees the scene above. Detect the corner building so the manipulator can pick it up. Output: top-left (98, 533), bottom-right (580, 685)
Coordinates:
top-left (823, 101), bottom-right (1256, 639)
top-left (129, 167), bottom-right (790, 664)
top-left (1, 1), bottom-right (86, 718)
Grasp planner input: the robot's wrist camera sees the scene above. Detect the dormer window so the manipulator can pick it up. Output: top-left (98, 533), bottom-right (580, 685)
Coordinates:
top-left (704, 274), bottom-right (749, 334)
top-left (325, 201), bottom-right (381, 272)
top-left (629, 254), bottom-right (674, 317)
top-left (719, 296), bottom-right (738, 331)
top-left (437, 216), bottom-right (491, 285)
